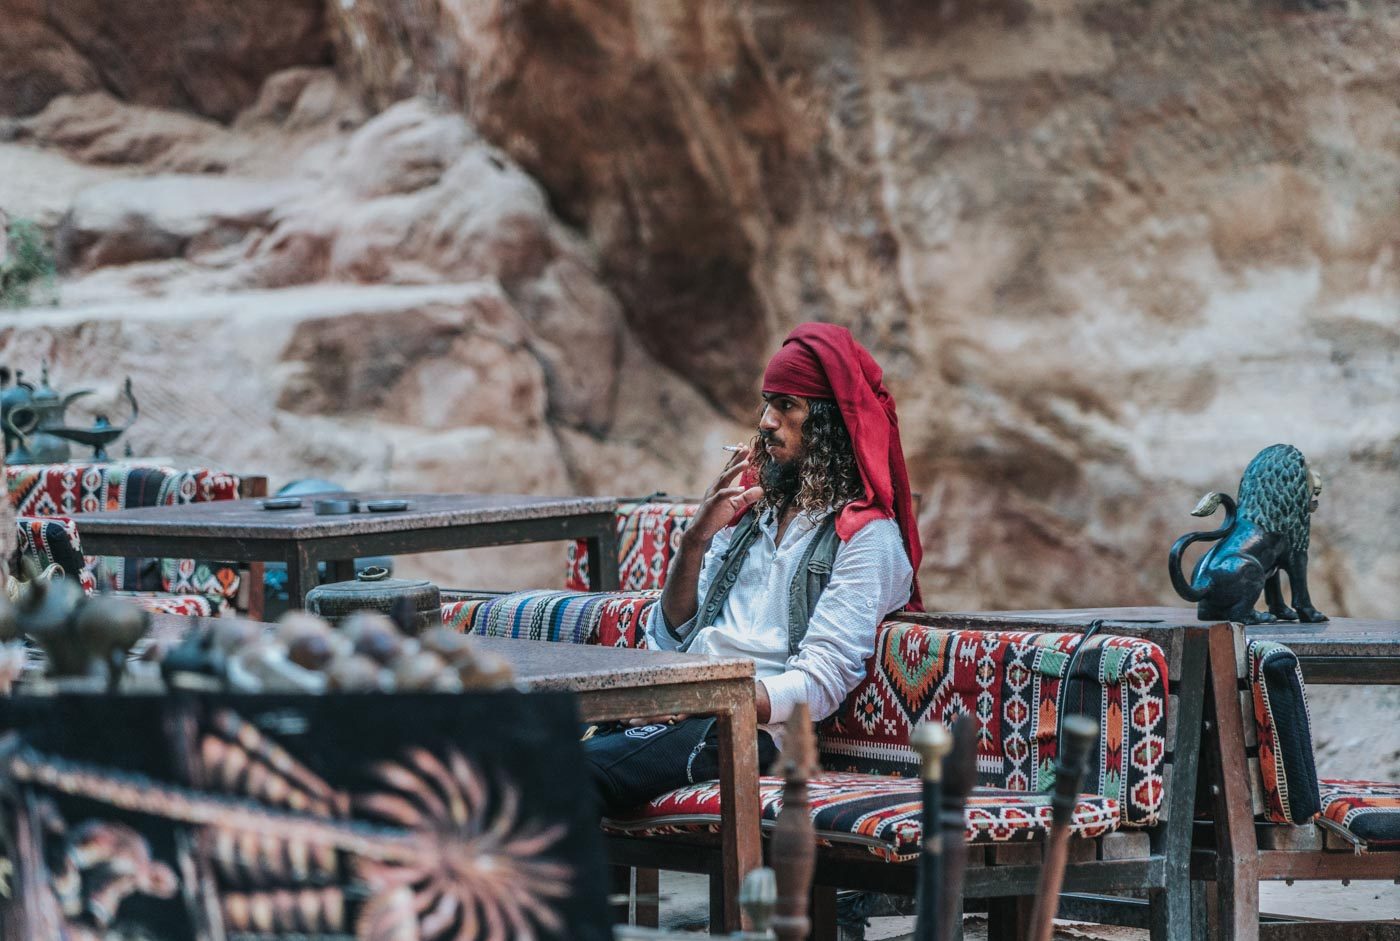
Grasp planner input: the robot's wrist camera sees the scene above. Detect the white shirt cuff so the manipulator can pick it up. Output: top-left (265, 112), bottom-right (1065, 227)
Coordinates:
top-left (760, 670), bottom-right (809, 726)
top-left (643, 602), bottom-right (694, 650)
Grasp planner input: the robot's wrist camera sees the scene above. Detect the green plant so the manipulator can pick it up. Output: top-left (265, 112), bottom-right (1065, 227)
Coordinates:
top-left (0, 218), bottom-right (58, 309)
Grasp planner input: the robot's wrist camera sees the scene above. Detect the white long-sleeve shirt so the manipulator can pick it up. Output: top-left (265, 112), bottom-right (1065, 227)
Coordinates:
top-left (645, 507), bottom-right (913, 747)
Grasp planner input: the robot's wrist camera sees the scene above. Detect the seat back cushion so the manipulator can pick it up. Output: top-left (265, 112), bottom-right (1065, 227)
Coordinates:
top-left (1247, 640), bottom-right (1321, 824)
top-left (819, 621), bottom-right (1170, 827)
top-left (442, 589), bottom-right (657, 648)
top-left (6, 463), bottom-right (242, 602)
top-left (565, 500), bottom-right (698, 591)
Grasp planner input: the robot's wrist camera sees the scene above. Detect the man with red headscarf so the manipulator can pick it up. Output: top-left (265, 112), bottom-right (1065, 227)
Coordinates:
top-left (587, 323), bottom-right (921, 811)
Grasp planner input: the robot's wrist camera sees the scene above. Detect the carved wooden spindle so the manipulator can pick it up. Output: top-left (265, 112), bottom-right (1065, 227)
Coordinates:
top-left (938, 716), bottom-right (979, 941)
top-left (911, 721), bottom-right (952, 941)
top-left (770, 702), bottom-right (816, 941)
top-left (1028, 714), bottom-right (1099, 941)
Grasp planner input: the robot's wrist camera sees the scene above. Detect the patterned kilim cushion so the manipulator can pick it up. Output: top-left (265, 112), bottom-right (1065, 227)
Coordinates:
top-left (6, 463), bottom-right (240, 515)
top-left (115, 592), bottom-right (215, 617)
top-left (602, 772), bottom-right (1120, 861)
top-left (565, 500), bottom-right (698, 591)
top-left (14, 516), bottom-right (95, 592)
top-left (820, 621), bottom-right (1170, 828)
top-left (5, 463), bottom-right (241, 603)
top-left (1318, 780), bottom-right (1400, 848)
top-left (1247, 640), bottom-right (1321, 824)
top-left (441, 589), bottom-right (657, 648)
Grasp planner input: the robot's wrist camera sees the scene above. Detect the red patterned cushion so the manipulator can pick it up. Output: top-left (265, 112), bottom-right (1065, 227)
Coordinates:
top-left (821, 621), bottom-right (1169, 828)
top-left (1318, 780), bottom-right (1400, 848)
top-left (6, 463), bottom-right (239, 515)
top-left (565, 500), bottom-right (698, 591)
top-left (1248, 640), bottom-right (1320, 824)
top-left (441, 589), bottom-right (656, 648)
top-left (602, 772), bottom-right (1119, 861)
top-left (113, 592), bottom-right (215, 617)
top-left (5, 463), bottom-right (241, 602)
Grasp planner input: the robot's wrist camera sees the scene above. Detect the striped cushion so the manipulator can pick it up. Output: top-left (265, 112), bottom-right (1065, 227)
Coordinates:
top-left (602, 772), bottom-right (1119, 861)
top-left (1247, 640), bottom-right (1321, 824)
top-left (823, 621), bottom-right (1170, 828)
top-left (565, 500), bottom-right (697, 591)
top-left (1319, 780), bottom-right (1400, 848)
top-left (441, 589), bottom-right (656, 648)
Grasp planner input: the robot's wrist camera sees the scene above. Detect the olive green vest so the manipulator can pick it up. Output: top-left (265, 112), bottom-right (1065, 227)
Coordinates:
top-left (675, 510), bottom-right (841, 656)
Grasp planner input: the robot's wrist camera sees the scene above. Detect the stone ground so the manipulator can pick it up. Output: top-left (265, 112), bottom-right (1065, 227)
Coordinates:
top-left (649, 872), bottom-right (1400, 938)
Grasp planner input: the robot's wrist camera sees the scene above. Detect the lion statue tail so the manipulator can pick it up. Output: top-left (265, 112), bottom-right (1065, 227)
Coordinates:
top-left (1168, 491), bottom-right (1237, 603)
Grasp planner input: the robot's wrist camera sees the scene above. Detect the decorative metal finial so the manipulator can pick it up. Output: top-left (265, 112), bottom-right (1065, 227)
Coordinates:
top-left (737, 867), bottom-right (776, 937)
top-left (911, 721), bottom-right (952, 783)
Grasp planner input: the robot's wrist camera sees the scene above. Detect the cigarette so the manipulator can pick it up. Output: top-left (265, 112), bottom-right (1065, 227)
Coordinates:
top-left (722, 444), bottom-right (746, 452)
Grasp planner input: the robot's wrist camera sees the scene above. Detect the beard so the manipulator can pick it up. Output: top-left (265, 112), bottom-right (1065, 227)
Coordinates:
top-left (759, 455), bottom-right (801, 504)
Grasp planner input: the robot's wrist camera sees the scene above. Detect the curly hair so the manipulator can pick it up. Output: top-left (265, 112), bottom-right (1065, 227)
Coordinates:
top-left (749, 399), bottom-right (864, 517)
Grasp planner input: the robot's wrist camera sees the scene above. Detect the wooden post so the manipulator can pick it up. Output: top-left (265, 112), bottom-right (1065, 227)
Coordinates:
top-left (238, 476), bottom-right (267, 621)
top-left (1204, 624), bottom-right (1261, 941)
top-left (1028, 714), bottom-right (1099, 941)
top-left (911, 721), bottom-right (952, 941)
top-left (771, 703), bottom-right (817, 941)
top-left (939, 716), bottom-right (978, 941)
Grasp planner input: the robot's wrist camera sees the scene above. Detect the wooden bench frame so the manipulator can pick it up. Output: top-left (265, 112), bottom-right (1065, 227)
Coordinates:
top-left (235, 475), bottom-right (267, 620)
top-left (604, 613), bottom-right (1219, 941)
top-left (1193, 623), bottom-right (1400, 941)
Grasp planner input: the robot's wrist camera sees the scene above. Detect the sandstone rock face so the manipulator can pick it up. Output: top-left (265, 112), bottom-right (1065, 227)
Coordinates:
top-left (1, 3), bottom-right (1397, 619)
top-left (0, 73), bottom-right (746, 589)
top-left (0, 0), bottom-right (330, 120)
top-left (329, 0), bottom-right (1400, 617)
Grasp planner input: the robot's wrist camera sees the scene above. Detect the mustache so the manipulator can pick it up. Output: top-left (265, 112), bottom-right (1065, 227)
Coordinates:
top-left (758, 430), bottom-right (780, 446)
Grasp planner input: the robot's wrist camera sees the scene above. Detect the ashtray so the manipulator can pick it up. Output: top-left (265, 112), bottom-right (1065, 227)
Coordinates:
top-left (260, 497), bottom-right (303, 511)
top-left (365, 499), bottom-right (411, 513)
top-left (314, 498), bottom-right (360, 515)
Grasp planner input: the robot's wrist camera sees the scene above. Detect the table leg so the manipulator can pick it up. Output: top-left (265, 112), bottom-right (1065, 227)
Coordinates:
top-left (327, 558), bottom-right (357, 583)
top-left (714, 679), bottom-right (762, 933)
top-left (285, 545), bottom-right (319, 612)
top-left (586, 521), bottom-right (620, 592)
top-left (1205, 626), bottom-right (1260, 941)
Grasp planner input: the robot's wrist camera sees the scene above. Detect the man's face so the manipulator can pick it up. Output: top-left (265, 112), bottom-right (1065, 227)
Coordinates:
top-left (758, 393), bottom-right (810, 466)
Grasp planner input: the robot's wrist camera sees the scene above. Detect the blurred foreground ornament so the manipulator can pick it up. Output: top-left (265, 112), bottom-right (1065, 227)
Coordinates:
top-left (11, 577), bottom-right (149, 688)
top-left (1168, 444), bottom-right (1327, 625)
top-left (1028, 715), bottom-right (1099, 941)
top-left (159, 608), bottom-right (512, 695)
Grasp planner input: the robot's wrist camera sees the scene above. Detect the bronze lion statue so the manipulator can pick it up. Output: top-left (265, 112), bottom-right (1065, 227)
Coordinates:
top-left (1168, 444), bottom-right (1327, 624)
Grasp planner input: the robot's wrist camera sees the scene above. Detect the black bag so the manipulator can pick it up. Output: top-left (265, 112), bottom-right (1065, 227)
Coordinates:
top-left (585, 717), bottom-right (777, 814)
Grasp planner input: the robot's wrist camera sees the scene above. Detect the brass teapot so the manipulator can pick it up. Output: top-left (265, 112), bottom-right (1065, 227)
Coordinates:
top-left (1, 363), bottom-right (138, 464)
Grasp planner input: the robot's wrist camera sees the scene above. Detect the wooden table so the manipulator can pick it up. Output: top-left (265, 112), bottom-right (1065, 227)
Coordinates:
top-left (474, 635), bottom-right (763, 932)
top-left (74, 492), bottom-right (621, 606)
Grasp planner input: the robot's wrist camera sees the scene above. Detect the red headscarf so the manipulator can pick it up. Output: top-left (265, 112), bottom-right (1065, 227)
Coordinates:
top-left (761, 322), bottom-right (923, 610)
